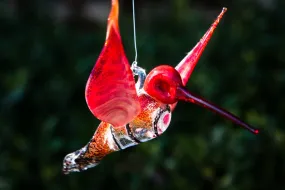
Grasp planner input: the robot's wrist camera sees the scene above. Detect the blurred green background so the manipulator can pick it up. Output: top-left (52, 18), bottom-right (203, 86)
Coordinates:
top-left (1, 0), bottom-right (285, 189)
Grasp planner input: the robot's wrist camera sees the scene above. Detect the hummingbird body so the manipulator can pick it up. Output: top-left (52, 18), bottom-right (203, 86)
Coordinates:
top-left (63, 90), bottom-right (171, 174)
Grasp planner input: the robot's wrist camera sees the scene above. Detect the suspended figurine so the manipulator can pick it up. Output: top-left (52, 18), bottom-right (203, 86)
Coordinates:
top-left (63, 0), bottom-right (259, 174)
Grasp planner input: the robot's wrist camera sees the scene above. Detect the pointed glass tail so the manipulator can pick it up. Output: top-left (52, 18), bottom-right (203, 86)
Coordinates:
top-left (177, 87), bottom-right (259, 134)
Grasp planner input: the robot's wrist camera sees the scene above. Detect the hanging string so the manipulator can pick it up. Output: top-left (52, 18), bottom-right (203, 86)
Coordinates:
top-left (132, 0), bottom-right (138, 66)
top-left (131, 0), bottom-right (146, 90)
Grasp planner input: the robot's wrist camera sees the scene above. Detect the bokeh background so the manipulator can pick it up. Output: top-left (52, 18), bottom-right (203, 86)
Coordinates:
top-left (1, 0), bottom-right (285, 189)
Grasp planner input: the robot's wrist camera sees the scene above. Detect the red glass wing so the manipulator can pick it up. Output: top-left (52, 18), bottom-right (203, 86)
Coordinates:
top-left (175, 8), bottom-right (227, 86)
top-left (85, 0), bottom-right (141, 127)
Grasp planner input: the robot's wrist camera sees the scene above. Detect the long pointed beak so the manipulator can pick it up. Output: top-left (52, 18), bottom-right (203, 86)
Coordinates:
top-left (175, 8), bottom-right (227, 86)
top-left (176, 86), bottom-right (259, 134)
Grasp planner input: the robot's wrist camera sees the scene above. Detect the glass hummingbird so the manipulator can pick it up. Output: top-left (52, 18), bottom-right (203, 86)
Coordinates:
top-left (62, 0), bottom-right (259, 174)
